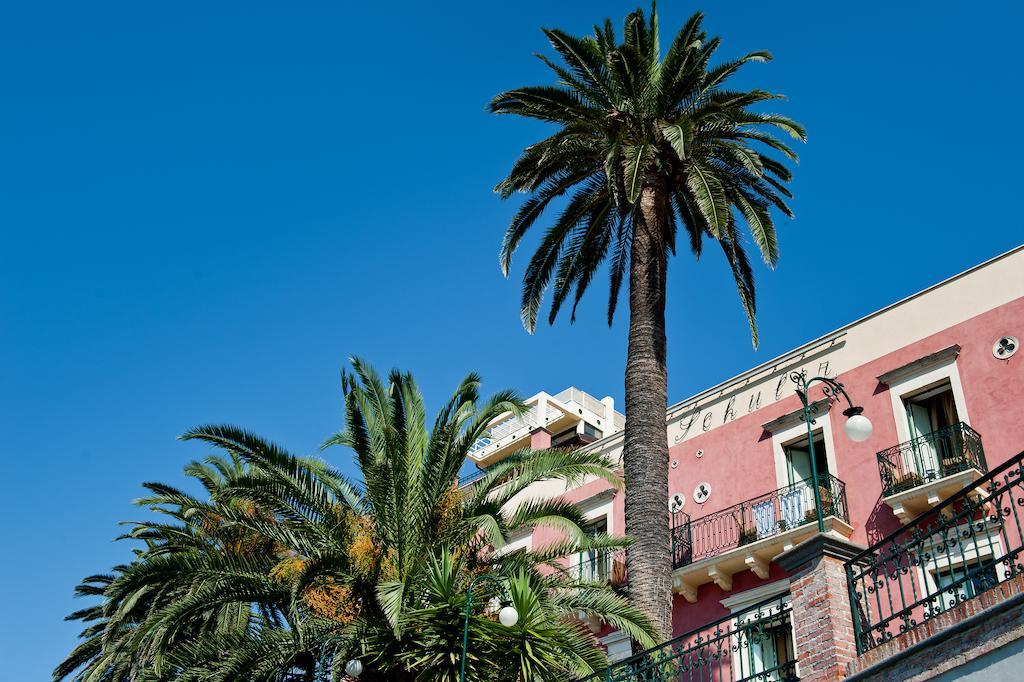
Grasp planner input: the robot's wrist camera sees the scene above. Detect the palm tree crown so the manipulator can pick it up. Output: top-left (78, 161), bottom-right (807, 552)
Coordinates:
top-left (491, 6), bottom-right (804, 639)
top-left (57, 360), bottom-right (656, 681)
top-left (492, 7), bottom-right (803, 342)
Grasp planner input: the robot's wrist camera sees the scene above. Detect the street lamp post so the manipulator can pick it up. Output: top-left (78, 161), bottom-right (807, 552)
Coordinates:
top-left (790, 370), bottom-right (873, 533)
top-left (459, 573), bottom-right (519, 682)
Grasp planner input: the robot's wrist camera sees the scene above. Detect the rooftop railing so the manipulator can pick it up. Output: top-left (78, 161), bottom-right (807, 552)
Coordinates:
top-left (468, 403), bottom-right (564, 455)
top-left (876, 421), bottom-right (986, 497)
top-left (580, 593), bottom-right (796, 681)
top-left (671, 474), bottom-right (849, 568)
top-left (846, 449), bottom-right (1024, 654)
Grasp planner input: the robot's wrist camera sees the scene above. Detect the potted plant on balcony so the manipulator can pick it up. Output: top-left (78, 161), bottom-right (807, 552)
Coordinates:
top-left (734, 513), bottom-right (759, 546)
top-left (818, 484), bottom-right (835, 517)
top-left (893, 471), bottom-right (924, 493)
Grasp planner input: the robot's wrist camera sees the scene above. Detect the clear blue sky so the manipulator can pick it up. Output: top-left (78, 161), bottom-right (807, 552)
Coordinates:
top-left (1, 1), bottom-right (1020, 677)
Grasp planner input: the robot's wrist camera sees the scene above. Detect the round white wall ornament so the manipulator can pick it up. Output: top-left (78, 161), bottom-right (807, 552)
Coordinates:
top-left (695, 449), bottom-right (704, 459)
top-left (994, 336), bottom-right (1019, 359)
top-left (671, 459), bottom-right (679, 469)
top-left (693, 482), bottom-right (711, 504)
top-left (669, 493), bottom-right (686, 513)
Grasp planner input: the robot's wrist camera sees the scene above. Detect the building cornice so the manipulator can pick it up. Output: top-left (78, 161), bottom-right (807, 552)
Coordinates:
top-left (574, 487), bottom-right (616, 510)
top-left (665, 336), bottom-right (846, 423)
top-left (577, 243), bottom-right (1022, 458)
top-left (776, 534), bottom-right (868, 573)
top-left (719, 579), bottom-right (791, 612)
top-left (877, 344), bottom-right (961, 386)
top-left (761, 399), bottom-right (832, 434)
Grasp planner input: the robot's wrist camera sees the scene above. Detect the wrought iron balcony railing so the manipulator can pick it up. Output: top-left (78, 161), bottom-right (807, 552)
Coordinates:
top-left (846, 449), bottom-right (1024, 654)
top-left (567, 549), bottom-right (626, 585)
top-left (876, 421), bottom-right (986, 497)
top-left (458, 467), bottom-right (488, 487)
top-left (671, 474), bottom-right (849, 568)
top-left (670, 512), bottom-right (692, 568)
top-left (580, 593), bottom-right (796, 681)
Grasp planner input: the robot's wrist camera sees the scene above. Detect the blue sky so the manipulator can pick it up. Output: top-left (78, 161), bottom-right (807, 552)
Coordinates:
top-left (1, 1), bottom-right (1021, 677)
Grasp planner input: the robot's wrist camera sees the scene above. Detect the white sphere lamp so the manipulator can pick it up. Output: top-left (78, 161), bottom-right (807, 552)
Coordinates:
top-left (498, 604), bottom-right (520, 628)
top-left (843, 407), bottom-right (873, 443)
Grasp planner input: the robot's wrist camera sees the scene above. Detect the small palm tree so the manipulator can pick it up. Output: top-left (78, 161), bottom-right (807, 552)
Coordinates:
top-left (57, 360), bottom-right (656, 681)
top-left (491, 7), bottom-right (802, 636)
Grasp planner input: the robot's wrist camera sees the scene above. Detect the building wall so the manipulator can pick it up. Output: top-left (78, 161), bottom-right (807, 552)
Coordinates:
top-left (504, 246), bottom-right (1024, 640)
top-left (663, 294), bottom-right (1024, 633)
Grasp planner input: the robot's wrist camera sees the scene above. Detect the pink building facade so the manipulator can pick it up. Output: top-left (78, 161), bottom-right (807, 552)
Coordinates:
top-left (466, 246), bottom-right (1024, 677)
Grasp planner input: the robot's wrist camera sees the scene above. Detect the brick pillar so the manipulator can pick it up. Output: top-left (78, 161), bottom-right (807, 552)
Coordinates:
top-left (529, 427), bottom-right (552, 450)
top-left (776, 535), bottom-right (865, 681)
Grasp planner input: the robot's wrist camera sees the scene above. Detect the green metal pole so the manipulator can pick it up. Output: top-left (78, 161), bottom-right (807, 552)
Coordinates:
top-left (799, 377), bottom-right (826, 534)
top-left (459, 574), bottom-right (481, 682)
top-left (460, 574), bottom-right (506, 682)
top-left (458, 581), bottom-right (473, 679)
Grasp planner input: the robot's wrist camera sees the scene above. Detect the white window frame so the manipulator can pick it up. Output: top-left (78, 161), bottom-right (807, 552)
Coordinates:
top-left (885, 356), bottom-right (970, 445)
top-left (496, 528), bottom-right (532, 557)
top-left (915, 521), bottom-right (1006, 613)
top-left (569, 489), bottom-right (615, 579)
top-left (600, 629), bottom-right (632, 664)
top-left (721, 581), bottom-right (796, 682)
top-left (770, 412), bottom-right (838, 491)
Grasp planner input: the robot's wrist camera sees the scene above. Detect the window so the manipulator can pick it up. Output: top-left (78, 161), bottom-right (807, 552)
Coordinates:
top-left (733, 600), bottom-right (796, 682)
top-left (779, 432), bottom-right (833, 528)
top-left (904, 381), bottom-right (959, 435)
top-left (766, 403), bottom-right (839, 495)
top-left (880, 344), bottom-right (971, 449)
top-left (900, 381), bottom-right (964, 481)
top-left (576, 518), bottom-right (609, 582)
top-left (919, 523), bottom-right (1006, 615)
top-left (784, 432), bottom-right (830, 486)
top-left (600, 630), bottom-right (632, 664)
top-left (933, 558), bottom-right (998, 602)
top-left (551, 427), bottom-right (578, 447)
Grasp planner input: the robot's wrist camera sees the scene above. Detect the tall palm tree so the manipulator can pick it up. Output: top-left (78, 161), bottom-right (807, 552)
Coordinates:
top-left (57, 360), bottom-right (656, 681)
top-left (490, 7), bottom-right (803, 637)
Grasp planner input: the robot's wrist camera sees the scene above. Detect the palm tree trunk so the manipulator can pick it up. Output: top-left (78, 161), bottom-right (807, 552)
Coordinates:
top-left (623, 178), bottom-right (673, 641)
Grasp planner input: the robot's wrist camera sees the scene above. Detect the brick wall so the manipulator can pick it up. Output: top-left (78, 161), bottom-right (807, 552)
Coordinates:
top-left (788, 553), bottom-right (859, 680)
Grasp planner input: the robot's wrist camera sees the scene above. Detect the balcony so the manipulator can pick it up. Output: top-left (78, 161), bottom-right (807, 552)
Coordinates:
top-left (846, 449), bottom-right (1024, 658)
top-left (566, 549), bottom-right (626, 586)
top-left (876, 422), bottom-right (987, 522)
top-left (467, 402), bottom-right (569, 464)
top-left (670, 475), bottom-right (852, 602)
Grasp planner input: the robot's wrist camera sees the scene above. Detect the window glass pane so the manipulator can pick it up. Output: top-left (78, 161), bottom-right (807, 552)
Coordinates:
top-left (735, 603), bottom-right (795, 682)
top-left (933, 558), bottom-right (998, 602)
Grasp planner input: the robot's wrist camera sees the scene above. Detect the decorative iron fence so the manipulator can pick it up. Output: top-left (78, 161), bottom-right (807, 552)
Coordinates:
top-left (671, 474), bottom-right (849, 568)
top-left (670, 512), bottom-right (692, 568)
top-left (876, 421), bottom-right (986, 497)
top-left (581, 593), bottom-right (796, 681)
top-left (846, 448), bottom-right (1024, 655)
